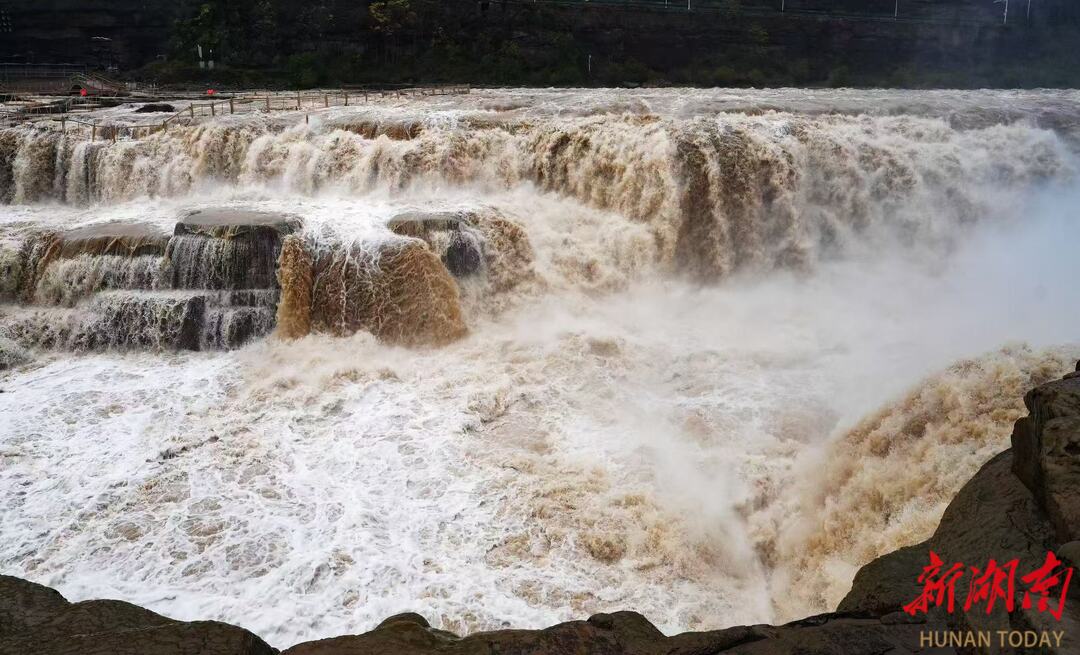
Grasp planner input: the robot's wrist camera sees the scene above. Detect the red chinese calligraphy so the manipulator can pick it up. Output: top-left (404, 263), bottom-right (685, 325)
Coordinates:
top-left (964, 558), bottom-right (1018, 614)
top-left (905, 551), bottom-right (1074, 621)
top-left (904, 551), bottom-right (965, 615)
top-left (1021, 551), bottom-right (1074, 621)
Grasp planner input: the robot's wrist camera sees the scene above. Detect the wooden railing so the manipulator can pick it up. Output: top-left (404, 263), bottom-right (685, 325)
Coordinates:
top-left (5, 85), bottom-right (471, 140)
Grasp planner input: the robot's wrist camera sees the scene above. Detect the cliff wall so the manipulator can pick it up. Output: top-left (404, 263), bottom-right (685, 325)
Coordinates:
top-left (2, 0), bottom-right (1080, 86)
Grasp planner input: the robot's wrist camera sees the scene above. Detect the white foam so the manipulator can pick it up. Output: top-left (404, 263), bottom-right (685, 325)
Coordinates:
top-left (1, 88), bottom-right (1080, 647)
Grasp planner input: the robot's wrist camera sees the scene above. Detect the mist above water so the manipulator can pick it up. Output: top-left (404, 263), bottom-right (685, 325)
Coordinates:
top-left (0, 88), bottom-right (1078, 646)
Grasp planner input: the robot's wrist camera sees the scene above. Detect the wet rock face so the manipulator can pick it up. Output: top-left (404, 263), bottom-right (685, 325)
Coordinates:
top-left (308, 239), bottom-right (468, 347)
top-left (90, 291), bottom-right (206, 351)
top-left (163, 210), bottom-right (298, 348)
top-left (18, 222), bottom-right (171, 302)
top-left (275, 235), bottom-right (314, 340)
top-left (387, 212), bottom-right (484, 278)
top-left (1013, 366), bottom-right (1080, 543)
top-left (171, 210), bottom-right (302, 290)
top-left (0, 240), bottom-right (23, 301)
top-left (443, 236), bottom-right (483, 278)
top-left (0, 211), bottom-right (298, 353)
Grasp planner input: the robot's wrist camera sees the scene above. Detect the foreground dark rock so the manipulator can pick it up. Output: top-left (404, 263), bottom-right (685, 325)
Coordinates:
top-left (0, 576), bottom-right (944, 655)
top-left (279, 610), bottom-right (943, 655)
top-left (3, 364), bottom-right (1078, 654)
top-left (1012, 368), bottom-right (1080, 543)
top-left (0, 576), bottom-right (274, 655)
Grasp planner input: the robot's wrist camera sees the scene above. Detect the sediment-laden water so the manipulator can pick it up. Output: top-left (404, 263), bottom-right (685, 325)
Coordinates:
top-left (1, 88), bottom-right (1079, 646)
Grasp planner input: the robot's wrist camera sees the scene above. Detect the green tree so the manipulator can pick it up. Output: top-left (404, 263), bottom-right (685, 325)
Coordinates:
top-left (368, 0), bottom-right (428, 64)
top-left (369, 0), bottom-right (418, 36)
top-left (173, 2), bottom-right (223, 61)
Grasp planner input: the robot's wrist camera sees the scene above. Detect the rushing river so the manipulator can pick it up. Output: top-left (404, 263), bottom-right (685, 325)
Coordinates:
top-left (1, 88), bottom-right (1079, 646)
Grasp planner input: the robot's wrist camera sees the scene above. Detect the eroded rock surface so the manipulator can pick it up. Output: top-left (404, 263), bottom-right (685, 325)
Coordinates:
top-left (0, 580), bottom-right (947, 655)
top-left (388, 211), bottom-right (484, 278)
top-left (0, 576), bottom-right (274, 655)
top-left (1013, 363), bottom-right (1080, 543)
top-left (309, 238), bottom-right (467, 347)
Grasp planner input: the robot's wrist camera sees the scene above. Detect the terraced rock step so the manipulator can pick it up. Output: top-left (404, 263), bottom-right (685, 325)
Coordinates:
top-left (170, 209), bottom-right (302, 291)
top-left (2, 290), bottom-right (277, 351)
top-left (0, 207), bottom-right (541, 351)
top-left (2, 221), bottom-right (171, 303)
top-left (0, 211), bottom-right (298, 351)
top-left (41, 221), bottom-right (172, 259)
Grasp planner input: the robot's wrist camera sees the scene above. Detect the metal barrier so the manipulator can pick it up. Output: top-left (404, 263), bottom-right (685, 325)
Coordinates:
top-left (497, 0), bottom-right (1013, 26)
top-left (4, 85), bottom-right (472, 140)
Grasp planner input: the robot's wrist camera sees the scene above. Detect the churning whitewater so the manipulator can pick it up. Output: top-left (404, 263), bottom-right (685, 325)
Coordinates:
top-left (1, 88), bottom-right (1079, 647)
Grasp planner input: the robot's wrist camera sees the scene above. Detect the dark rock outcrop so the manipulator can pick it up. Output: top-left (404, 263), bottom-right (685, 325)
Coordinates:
top-left (134, 103), bottom-right (177, 114)
top-left (281, 610), bottom-right (948, 655)
top-left (170, 209), bottom-right (302, 291)
top-left (3, 364), bottom-right (1078, 654)
top-left (0, 578), bottom-right (946, 655)
top-left (388, 212), bottom-right (484, 279)
top-left (1012, 363), bottom-right (1080, 543)
top-left (0, 576), bottom-right (274, 655)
